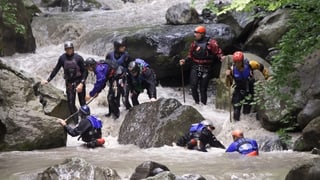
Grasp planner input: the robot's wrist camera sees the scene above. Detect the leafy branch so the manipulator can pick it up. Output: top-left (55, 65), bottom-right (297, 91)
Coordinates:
top-left (0, 0), bottom-right (26, 34)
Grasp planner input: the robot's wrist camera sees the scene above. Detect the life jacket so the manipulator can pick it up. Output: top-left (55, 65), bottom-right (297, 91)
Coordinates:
top-left (233, 59), bottom-right (252, 90)
top-left (81, 115), bottom-right (102, 142)
top-left (191, 37), bottom-right (213, 64)
top-left (99, 59), bottom-right (119, 78)
top-left (63, 57), bottom-right (81, 80)
top-left (189, 123), bottom-right (205, 134)
top-left (109, 51), bottom-right (129, 66)
top-left (235, 138), bottom-right (258, 156)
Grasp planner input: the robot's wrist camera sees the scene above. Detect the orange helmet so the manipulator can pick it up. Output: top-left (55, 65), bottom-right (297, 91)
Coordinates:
top-left (233, 51), bottom-right (244, 62)
top-left (194, 26), bottom-right (206, 34)
top-left (231, 129), bottom-right (244, 138)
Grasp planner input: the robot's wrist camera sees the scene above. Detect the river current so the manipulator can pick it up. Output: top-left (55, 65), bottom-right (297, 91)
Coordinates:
top-left (0, 0), bottom-right (317, 179)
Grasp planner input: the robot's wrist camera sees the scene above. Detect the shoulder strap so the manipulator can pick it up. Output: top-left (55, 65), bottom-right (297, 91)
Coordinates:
top-left (87, 115), bottom-right (102, 129)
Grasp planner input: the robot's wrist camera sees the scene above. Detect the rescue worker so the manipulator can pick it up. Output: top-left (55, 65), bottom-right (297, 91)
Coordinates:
top-left (106, 38), bottom-right (134, 109)
top-left (226, 51), bottom-right (269, 121)
top-left (226, 129), bottom-right (259, 156)
top-left (105, 38), bottom-right (134, 69)
top-left (176, 119), bottom-right (225, 152)
top-left (42, 41), bottom-right (88, 124)
top-left (127, 58), bottom-right (157, 106)
top-left (84, 58), bottom-right (120, 119)
top-left (179, 25), bottom-right (223, 105)
top-left (57, 105), bottom-right (105, 148)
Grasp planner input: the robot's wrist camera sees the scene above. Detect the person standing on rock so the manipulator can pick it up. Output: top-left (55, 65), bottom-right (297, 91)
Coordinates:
top-left (179, 25), bottom-right (224, 105)
top-left (42, 41), bottom-right (88, 124)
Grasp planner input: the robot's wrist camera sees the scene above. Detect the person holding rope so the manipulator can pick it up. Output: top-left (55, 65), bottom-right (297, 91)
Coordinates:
top-left (84, 57), bottom-right (120, 119)
top-left (179, 25), bottom-right (223, 105)
top-left (58, 105), bottom-right (105, 148)
top-left (42, 41), bottom-right (88, 124)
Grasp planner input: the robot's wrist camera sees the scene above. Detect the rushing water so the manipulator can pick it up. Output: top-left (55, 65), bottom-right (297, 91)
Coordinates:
top-left (0, 0), bottom-right (318, 179)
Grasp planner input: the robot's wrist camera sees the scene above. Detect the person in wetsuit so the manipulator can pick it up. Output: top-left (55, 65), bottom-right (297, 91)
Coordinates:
top-left (43, 41), bottom-right (88, 124)
top-left (179, 25), bottom-right (224, 105)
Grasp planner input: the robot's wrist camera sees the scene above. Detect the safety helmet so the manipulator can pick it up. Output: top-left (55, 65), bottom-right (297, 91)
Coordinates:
top-left (231, 129), bottom-right (244, 138)
top-left (64, 41), bottom-right (74, 50)
top-left (194, 26), bottom-right (206, 34)
top-left (201, 119), bottom-right (213, 126)
top-left (79, 105), bottom-right (90, 116)
top-left (84, 57), bottom-right (96, 68)
top-left (128, 61), bottom-right (140, 74)
top-left (113, 38), bottom-right (126, 50)
top-left (232, 51), bottom-right (244, 62)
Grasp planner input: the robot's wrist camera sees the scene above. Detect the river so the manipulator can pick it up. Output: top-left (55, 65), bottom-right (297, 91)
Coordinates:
top-left (0, 0), bottom-right (317, 179)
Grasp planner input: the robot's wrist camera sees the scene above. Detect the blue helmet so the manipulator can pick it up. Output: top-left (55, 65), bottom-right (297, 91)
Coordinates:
top-left (79, 105), bottom-right (90, 116)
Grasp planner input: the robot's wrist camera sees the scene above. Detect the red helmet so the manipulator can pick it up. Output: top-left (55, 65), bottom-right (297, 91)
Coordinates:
top-left (232, 129), bottom-right (244, 138)
top-left (233, 51), bottom-right (244, 62)
top-left (194, 26), bottom-right (206, 34)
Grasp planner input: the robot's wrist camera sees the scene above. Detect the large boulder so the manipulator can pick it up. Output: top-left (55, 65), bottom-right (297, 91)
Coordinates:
top-left (165, 3), bottom-right (202, 25)
top-left (37, 157), bottom-right (121, 179)
top-left (285, 158), bottom-right (320, 180)
top-left (0, 60), bottom-right (66, 151)
top-left (244, 8), bottom-right (291, 58)
top-left (118, 98), bottom-right (204, 148)
top-left (302, 116), bottom-right (320, 149)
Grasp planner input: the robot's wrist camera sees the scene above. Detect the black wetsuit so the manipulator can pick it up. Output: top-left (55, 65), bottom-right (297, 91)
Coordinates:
top-left (47, 53), bottom-right (88, 124)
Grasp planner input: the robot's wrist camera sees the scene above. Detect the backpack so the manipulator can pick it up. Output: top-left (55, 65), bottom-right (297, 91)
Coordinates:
top-left (189, 123), bottom-right (204, 134)
top-left (99, 59), bottom-right (119, 71)
top-left (135, 58), bottom-right (150, 68)
top-left (81, 115), bottom-right (102, 142)
top-left (99, 59), bottom-right (119, 78)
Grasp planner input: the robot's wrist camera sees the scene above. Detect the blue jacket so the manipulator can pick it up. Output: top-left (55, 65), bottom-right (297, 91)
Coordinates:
top-left (226, 138), bottom-right (259, 156)
top-left (89, 63), bottom-right (109, 97)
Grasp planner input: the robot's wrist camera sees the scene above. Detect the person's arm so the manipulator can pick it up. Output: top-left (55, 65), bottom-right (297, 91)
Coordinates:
top-left (225, 142), bottom-right (238, 152)
top-left (208, 39), bottom-right (223, 61)
top-left (179, 42), bottom-right (194, 66)
top-left (58, 118), bottom-right (91, 137)
top-left (47, 56), bottom-right (63, 82)
top-left (89, 64), bottom-right (108, 97)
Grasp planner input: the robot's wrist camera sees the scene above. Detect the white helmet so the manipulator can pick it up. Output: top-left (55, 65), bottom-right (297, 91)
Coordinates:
top-left (201, 119), bottom-right (213, 127)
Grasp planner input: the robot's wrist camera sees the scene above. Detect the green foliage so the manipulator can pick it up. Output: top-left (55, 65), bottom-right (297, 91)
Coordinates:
top-left (276, 128), bottom-right (292, 146)
top-left (0, 0), bottom-right (26, 35)
top-left (206, 0), bottom-right (320, 127)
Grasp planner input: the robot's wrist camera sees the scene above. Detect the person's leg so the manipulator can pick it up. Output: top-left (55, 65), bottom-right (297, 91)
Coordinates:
top-left (131, 92), bottom-right (140, 106)
top-left (107, 88), bottom-right (120, 119)
top-left (243, 93), bottom-right (253, 114)
top-left (77, 82), bottom-right (86, 106)
top-left (66, 82), bottom-right (78, 124)
top-left (232, 90), bottom-right (242, 121)
top-left (190, 68), bottom-right (200, 104)
top-left (199, 71), bottom-right (210, 105)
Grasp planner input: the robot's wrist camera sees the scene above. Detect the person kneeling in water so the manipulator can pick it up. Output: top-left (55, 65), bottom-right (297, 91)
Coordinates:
top-left (58, 105), bottom-right (105, 148)
top-left (176, 119), bottom-right (225, 152)
top-left (226, 129), bottom-right (259, 156)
